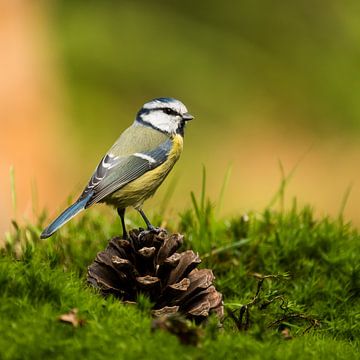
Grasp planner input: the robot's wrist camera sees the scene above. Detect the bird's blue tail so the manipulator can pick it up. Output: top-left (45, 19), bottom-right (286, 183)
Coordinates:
top-left (40, 192), bottom-right (93, 239)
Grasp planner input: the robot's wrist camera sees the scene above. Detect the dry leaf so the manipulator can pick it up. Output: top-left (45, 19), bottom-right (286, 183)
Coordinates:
top-left (281, 327), bottom-right (292, 340)
top-left (58, 308), bottom-right (85, 328)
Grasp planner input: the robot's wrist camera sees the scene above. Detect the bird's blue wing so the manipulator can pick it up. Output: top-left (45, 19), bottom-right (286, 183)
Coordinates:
top-left (81, 139), bottom-right (173, 207)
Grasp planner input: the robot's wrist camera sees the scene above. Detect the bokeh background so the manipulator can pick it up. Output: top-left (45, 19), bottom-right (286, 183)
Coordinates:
top-left (1, 0), bottom-right (360, 236)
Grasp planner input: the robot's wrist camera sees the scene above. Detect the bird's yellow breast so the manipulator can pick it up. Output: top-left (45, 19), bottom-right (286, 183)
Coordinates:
top-left (105, 134), bottom-right (183, 209)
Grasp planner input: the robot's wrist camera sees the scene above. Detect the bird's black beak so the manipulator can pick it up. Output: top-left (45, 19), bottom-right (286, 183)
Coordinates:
top-left (182, 113), bottom-right (194, 121)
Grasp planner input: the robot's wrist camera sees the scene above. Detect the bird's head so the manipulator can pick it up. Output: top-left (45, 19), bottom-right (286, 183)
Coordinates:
top-left (135, 97), bottom-right (194, 136)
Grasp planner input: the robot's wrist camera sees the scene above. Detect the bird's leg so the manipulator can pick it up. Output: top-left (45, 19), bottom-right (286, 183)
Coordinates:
top-left (138, 209), bottom-right (166, 237)
top-left (138, 209), bottom-right (154, 230)
top-left (117, 208), bottom-right (128, 239)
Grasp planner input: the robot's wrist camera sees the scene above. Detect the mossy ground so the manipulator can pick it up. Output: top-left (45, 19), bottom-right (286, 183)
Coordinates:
top-left (1, 197), bottom-right (359, 359)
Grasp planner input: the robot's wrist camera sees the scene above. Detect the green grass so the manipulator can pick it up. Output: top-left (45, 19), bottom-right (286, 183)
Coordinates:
top-left (1, 197), bottom-right (359, 359)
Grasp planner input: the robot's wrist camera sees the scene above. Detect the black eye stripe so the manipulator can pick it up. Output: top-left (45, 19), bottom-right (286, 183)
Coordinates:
top-left (139, 106), bottom-right (180, 116)
top-left (146, 107), bottom-right (178, 115)
top-left (163, 108), bottom-right (178, 116)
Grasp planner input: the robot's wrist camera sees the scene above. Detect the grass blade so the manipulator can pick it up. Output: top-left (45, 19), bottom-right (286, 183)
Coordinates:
top-left (200, 166), bottom-right (206, 214)
top-left (190, 191), bottom-right (200, 222)
top-left (217, 164), bottom-right (232, 216)
top-left (266, 145), bottom-right (313, 209)
top-left (338, 183), bottom-right (353, 221)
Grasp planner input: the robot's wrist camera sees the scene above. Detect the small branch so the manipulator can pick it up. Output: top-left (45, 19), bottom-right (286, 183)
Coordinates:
top-left (226, 272), bottom-right (291, 331)
top-left (268, 313), bottom-right (320, 334)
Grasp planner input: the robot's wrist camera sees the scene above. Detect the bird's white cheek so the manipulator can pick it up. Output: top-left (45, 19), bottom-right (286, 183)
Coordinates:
top-left (143, 113), bottom-right (177, 133)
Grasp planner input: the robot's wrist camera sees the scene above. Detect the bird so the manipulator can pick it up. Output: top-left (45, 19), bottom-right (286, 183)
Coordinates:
top-left (40, 97), bottom-right (194, 240)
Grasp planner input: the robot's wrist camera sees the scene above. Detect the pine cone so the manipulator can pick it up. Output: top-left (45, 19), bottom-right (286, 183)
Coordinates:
top-left (87, 229), bottom-right (224, 321)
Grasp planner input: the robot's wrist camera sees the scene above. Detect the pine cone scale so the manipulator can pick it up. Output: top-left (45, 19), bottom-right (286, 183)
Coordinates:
top-left (166, 250), bottom-right (201, 286)
top-left (152, 306), bottom-right (179, 317)
top-left (107, 238), bottom-right (132, 259)
top-left (156, 234), bottom-right (184, 264)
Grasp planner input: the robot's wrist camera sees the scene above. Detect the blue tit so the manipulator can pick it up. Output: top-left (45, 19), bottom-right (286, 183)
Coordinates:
top-left (40, 97), bottom-right (194, 239)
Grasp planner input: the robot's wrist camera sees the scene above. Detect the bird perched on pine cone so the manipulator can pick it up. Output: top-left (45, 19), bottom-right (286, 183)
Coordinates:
top-left (40, 98), bottom-right (194, 239)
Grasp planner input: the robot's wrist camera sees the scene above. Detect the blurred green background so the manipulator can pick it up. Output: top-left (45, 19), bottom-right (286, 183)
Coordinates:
top-left (1, 0), bottom-right (360, 235)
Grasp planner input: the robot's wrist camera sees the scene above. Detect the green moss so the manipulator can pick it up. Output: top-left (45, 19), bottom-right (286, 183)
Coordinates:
top-left (0, 203), bottom-right (359, 359)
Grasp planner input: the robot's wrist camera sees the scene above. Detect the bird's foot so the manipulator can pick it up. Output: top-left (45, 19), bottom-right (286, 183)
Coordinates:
top-left (138, 226), bottom-right (167, 240)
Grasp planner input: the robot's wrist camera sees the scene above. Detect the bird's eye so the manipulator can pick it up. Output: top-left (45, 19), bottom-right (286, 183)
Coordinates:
top-left (164, 108), bottom-right (174, 115)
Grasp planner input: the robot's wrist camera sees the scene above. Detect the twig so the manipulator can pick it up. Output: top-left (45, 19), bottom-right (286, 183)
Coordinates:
top-left (268, 313), bottom-right (320, 334)
top-left (226, 272), bottom-right (290, 331)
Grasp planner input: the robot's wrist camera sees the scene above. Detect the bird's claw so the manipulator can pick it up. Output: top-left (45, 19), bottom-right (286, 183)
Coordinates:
top-left (138, 226), bottom-right (167, 240)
